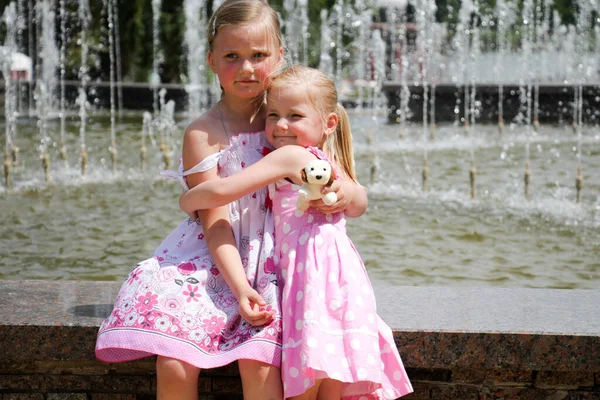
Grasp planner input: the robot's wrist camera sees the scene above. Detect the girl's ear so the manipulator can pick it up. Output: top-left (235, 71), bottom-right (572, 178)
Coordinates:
top-left (207, 51), bottom-right (216, 73)
top-left (274, 47), bottom-right (285, 74)
top-left (324, 112), bottom-right (339, 137)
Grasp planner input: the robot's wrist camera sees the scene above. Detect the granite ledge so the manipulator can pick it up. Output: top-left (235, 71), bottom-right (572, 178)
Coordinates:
top-left (1, 280), bottom-right (599, 372)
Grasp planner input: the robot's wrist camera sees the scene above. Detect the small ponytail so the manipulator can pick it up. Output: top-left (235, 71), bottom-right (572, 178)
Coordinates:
top-left (332, 104), bottom-right (357, 182)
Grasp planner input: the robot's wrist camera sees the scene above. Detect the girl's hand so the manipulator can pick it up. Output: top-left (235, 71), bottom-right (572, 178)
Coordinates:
top-left (237, 287), bottom-right (275, 327)
top-left (309, 179), bottom-right (350, 215)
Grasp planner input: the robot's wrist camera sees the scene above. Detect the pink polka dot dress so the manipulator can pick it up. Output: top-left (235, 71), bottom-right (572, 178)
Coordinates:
top-left (271, 147), bottom-right (413, 399)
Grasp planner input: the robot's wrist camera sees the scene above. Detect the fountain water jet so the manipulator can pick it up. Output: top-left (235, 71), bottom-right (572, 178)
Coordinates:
top-left (58, 0), bottom-right (67, 167)
top-left (397, 6), bottom-right (410, 138)
top-left (468, 2), bottom-right (481, 199)
top-left (332, 0), bottom-right (345, 85)
top-left (184, 0), bottom-right (208, 117)
top-left (113, 0), bottom-right (123, 117)
top-left (416, 0), bottom-right (432, 192)
top-left (367, 29), bottom-right (386, 185)
top-left (2, 3), bottom-right (18, 187)
top-left (318, 9), bottom-right (334, 78)
top-left (36, 0), bottom-right (58, 183)
top-left (151, 0), bottom-right (163, 117)
top-left (105, 0), bottom-right (118, 171)
top-left (78, 0), bottom-right (91, 176)
top-left (140, 112), bottom-right (152, 171)
top-left (521, 0), bottom-right (535, 200)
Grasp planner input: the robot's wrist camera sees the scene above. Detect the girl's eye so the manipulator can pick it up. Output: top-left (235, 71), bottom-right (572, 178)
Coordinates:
top-left (253, 52), bottom-right (267, 59)
top-left (291, 114), bottom-right (303, 118)
top-left (267, 113), bottom-right (278, 118)
top-left (225, 53), bottom-right (237, 59)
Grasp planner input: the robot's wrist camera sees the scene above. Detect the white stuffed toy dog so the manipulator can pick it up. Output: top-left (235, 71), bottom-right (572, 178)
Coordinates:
top-left (296, 159), bottom-right (338, 211)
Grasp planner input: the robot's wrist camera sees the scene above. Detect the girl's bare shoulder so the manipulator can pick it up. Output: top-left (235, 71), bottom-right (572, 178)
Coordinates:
top-left (182, 109), bottom-right (223, 168)
top-left (184, 110), bottom-right (221, 146)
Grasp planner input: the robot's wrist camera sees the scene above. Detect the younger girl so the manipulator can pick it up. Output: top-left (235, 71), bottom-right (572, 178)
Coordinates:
top-left (180, 65), bottom-right (413, 400)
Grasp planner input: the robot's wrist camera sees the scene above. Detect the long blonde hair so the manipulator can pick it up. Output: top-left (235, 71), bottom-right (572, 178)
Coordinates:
top-left (207, 0), bottom-right (283, 51)
top-left (269, 65), bottom-right (357, 182)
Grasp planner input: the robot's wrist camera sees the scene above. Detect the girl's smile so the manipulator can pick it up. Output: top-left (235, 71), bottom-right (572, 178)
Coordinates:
top-left (265, 86), bottom-right (329, 149)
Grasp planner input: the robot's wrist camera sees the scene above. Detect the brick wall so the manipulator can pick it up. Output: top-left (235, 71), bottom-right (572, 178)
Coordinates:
top-left (1, 363), bottom-right (599, 399)
top-left (1, 281), bottom-right (599, 399)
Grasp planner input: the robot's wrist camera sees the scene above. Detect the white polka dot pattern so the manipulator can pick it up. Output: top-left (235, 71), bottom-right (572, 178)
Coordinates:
top-left (272, 148), bottom-right (413, 399)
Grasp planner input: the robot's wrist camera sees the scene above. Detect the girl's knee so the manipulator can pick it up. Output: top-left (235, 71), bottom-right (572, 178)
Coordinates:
top-left (238, 359), bottom-right (279, 378)
top-left (316, 379), bottom-right (342, 400)
top-left (156, 356), bottom-right (200, 382)
top-left (238, 359), bottom-right (282, 399)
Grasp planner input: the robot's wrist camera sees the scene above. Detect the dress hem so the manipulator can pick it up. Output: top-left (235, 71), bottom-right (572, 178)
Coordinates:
top-left (96, 329), bottom-right (282, 369)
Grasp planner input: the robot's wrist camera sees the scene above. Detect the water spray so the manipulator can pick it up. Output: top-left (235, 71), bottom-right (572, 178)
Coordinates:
top-left (59, 0), bottom-right (67, 168)
top-left (422, 159), bottom-right (429, 192)
top-left (417, 0), bottom-right (432, 192)
top-left (59, 141), bottom-right (67, 166)
top-left (524, 161), bottom-right (531, 200)
top-left (468, 5), bottom-right (480, 199)
top-left (575, 167), bottom-right (582, 204)
top-left (79, 0), bottom-right (91, 175)
top-left (575, 85), bottom-right (583, 203)
top-left (495, 0), bottom-right (508, 136)
top-left (571, 86), bottom-right (578, 135)
top-left (41, 151), bottom-right (51, 183)
top-left (10, 145), bottom-right (19, 168)
top-left (141, 112), bottom-right (152, 171)
top-left (2, 3), bottom-right (18, 178)
top-left (81, 145), bottom-right (88, 176)
top-left (367, 127), bottom-right (377, 186)
top-left (533, 115), bottom-right (540, 133)
top-left (152, 0), bottom-right (163, 116)
top-left (161, 143), bottom-right (171, 170)
top-left (107, 0), bottom-right (117, 171)
top-left (429, 84), bottom-right (437, 141)
top-left (469, 162), bottom-right (476, 199)
top-left (4, 152), bottom-right (11, 188)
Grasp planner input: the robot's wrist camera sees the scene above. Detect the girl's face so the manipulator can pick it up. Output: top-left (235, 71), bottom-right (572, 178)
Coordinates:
top-left (265, 85), bottom-right (337, 149)
top-left (208, 23), bottom-right (283, 100)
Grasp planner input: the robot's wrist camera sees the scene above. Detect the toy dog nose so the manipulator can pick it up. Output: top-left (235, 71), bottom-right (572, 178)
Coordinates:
top-left (315, 175), bottom-right (322, 180)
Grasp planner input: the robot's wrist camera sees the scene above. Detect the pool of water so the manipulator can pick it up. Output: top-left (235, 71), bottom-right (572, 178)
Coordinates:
top-left (1, 110), bottom-right (599, 288)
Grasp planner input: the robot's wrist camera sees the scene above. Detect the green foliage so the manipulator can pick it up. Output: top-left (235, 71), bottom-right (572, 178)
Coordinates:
top-left (0, 0), bottom-right (586, 83)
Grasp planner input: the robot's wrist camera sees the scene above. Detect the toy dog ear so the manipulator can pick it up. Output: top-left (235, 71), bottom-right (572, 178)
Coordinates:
top-left (300, 168), bottom-right (308, 183)
top-left (326, 168), bottom-right (335, 187)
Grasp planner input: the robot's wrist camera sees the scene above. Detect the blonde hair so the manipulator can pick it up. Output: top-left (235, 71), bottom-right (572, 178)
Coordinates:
top-left (269, 65), bottom-right (357, 182)
top-left (207, 0), bottom-right (283, 51)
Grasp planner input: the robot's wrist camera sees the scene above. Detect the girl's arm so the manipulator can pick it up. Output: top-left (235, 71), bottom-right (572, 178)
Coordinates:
top-left (182, 123), bottom-right (272, 326)
top-left (180, 145), bottom-right (314, 214)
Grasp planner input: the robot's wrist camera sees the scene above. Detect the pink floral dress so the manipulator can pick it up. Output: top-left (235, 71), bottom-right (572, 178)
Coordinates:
top-left (95, 131), bottom-right (282, 369)
top-left (273, 147), bottom-right (413, 399)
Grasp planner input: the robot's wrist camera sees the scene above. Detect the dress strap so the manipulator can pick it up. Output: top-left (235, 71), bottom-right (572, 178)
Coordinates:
top-left (160, 150), bottom-right (224, 190)
top-left (305, 146), bottom-right (339, 179)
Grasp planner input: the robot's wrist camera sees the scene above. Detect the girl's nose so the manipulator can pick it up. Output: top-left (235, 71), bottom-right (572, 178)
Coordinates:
top-left (276, 118), bottom-right (288, 130)
top-left (241, 59), bottom-right (254, 73)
